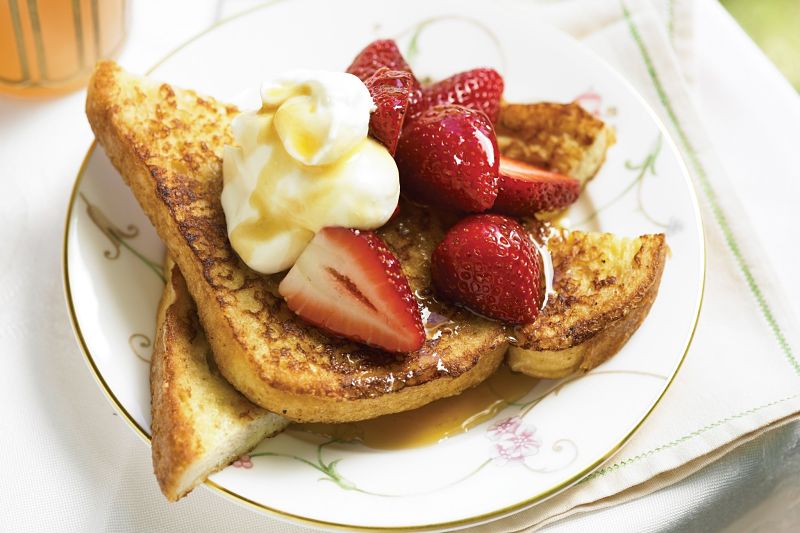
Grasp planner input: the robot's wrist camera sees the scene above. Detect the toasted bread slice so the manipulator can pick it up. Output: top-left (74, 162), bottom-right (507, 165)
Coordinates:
top-left (495, 101), bottom-right (616, 186)
top-left (151, 257), bottom-right (289, 501)
top-left (86, 61), bottom-right (507, 423)
top-left (508, 227), bottom-right (667, 379)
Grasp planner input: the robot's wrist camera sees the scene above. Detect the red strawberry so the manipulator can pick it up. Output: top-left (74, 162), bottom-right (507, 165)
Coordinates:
top-left (395, 104), bottom-right (499, 212)
top-left (431, 214), bottom-right (543, 324)
top-left (411, 68), bottom-right (504, 123)
top-left (347, 39), bottom-right (417, 83)
top-left (493, 156), bottom-right (581, 216)
top-left (278, 227), bottom-right (424, 353)
top-left (363, 67), bottom-right (414, 155)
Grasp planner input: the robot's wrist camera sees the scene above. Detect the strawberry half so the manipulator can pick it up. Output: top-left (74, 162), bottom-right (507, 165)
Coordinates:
top-left (347, 39), bottom-right (418, 84)
top-left (411, 68), bottom-right (504, 123)
top-left (363, 67), bottom-right (414, 155)
top-left (493, 156), bottom-right (581, 216)
top-left (395, 104), bottom-right (499, 212)
top-left (278, 227), bottom-right (425, 353)
top-left (431, 214), bottom-right (543, 324)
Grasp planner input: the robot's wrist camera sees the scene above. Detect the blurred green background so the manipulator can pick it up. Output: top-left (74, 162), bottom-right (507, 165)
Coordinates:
top-left (721, 0), bottom-right (800, 90)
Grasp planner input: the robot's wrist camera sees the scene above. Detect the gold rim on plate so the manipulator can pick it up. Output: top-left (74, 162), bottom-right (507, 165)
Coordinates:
top-left (61, 2), bottom-right (707, 530)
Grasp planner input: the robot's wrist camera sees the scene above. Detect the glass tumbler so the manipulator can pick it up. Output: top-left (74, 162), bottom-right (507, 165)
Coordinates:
top-left (0, 0), bottom-right (127, 98)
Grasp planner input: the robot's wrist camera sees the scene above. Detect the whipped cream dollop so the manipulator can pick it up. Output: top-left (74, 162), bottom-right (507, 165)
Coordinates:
top-left (222, 70), bottom-right (400, 274)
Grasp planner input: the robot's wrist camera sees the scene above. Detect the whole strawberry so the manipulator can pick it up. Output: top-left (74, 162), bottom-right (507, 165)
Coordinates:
top-left (431, 214), bottom-right (543, 324)
top-left (411, 68), bottom-right (504, 123)
top-left (395, 104), bottom-right (499, 212)
top-left (363, 67), bottom-right (414, 155)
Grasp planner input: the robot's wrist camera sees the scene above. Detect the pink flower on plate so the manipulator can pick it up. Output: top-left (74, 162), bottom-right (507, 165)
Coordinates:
top-left (232, 454), bottom-right (253, 469)
top-left (487, 416), bottom-right (522, 441)
top-left (487, 416), bottom-right (541, 465)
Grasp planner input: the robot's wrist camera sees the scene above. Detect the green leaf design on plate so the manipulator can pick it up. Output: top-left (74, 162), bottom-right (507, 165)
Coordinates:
top-left (80, 192), bottom-right (165, 282)
top-left (401, 15), bottom-right (507, 74)
top-left (576, 134), bottom-right (668, 229)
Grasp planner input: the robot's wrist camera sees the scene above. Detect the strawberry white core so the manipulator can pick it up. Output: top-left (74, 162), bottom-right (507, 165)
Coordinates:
top-left (278, 227), bottom-right (424, 353)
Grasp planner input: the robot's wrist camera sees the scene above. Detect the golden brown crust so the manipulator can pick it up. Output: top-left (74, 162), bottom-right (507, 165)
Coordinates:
top-left (496, 101), bottom-right (616, 185)
top-left (508, 230), bottom-right (667, 379)
top-left (150, 258), bottom-right (289, 501)
top-left (88, 61), bottom-right (507, 423)
top-left (150, 261), bottom-right (201, 500)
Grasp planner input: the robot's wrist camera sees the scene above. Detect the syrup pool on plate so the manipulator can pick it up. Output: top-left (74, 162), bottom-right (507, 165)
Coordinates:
top-left (293, 364), bottom-right (538, 450)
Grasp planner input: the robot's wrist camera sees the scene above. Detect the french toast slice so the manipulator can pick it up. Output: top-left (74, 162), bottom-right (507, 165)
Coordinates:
top-left (508, 227), bottom-right (667, 379)
top-left (151, 257), bottom-right (289, 501)
top-left (86, 61), bottom-right (507, 423)
top-left (495, 101), bottom-right (616, 186)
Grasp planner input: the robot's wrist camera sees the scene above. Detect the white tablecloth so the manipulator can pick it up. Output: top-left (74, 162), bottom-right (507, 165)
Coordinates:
top-left (1, 1), bottom-right (798, 531)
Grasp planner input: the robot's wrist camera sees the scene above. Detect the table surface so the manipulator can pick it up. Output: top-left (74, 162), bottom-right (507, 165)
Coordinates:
top-left (1, 0), bottom-right (798, 531)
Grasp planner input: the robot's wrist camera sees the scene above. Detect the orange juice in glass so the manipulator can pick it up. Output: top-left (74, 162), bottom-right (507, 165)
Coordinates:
top-left (0, 0), bottom-right (127, 98)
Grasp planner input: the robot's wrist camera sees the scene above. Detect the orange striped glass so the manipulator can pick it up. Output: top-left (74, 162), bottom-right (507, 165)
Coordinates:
top-left (0, 0), bottom-right (127, 97)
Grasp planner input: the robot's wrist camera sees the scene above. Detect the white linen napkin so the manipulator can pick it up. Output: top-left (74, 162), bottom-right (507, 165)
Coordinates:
top-left (470, 0), bottom-right (800, 529)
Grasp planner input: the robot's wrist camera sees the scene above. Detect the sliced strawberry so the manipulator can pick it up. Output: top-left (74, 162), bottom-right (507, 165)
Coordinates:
top-left (395, 104), bottom-right (499, 212)
top-left (493, 156), bottom-right (581, 216)
top-left (431, 214), bottom-right (543, 324)
top-left (347, 39), bottom-right (421, 108)
top-left (411, 68), bottom-right (504, 123)
top-left (347, 39), bottom-right (417, 82)
top-left (363, 67), bottom-right (413, 155)
top-left (278, 227), bottom-right (424, 353)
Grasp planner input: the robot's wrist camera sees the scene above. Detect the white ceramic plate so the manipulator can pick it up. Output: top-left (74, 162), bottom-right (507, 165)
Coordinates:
top-left (64, 0), bottom-right (704, 530)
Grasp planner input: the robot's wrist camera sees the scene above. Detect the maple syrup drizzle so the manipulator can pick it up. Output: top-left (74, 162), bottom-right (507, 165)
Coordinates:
top-left (293, 364), bottom-right (537, 450)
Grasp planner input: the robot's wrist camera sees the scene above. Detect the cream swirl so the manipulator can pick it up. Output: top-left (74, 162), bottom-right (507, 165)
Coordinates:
top-left (222, 70), bottom-right (399, 274)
